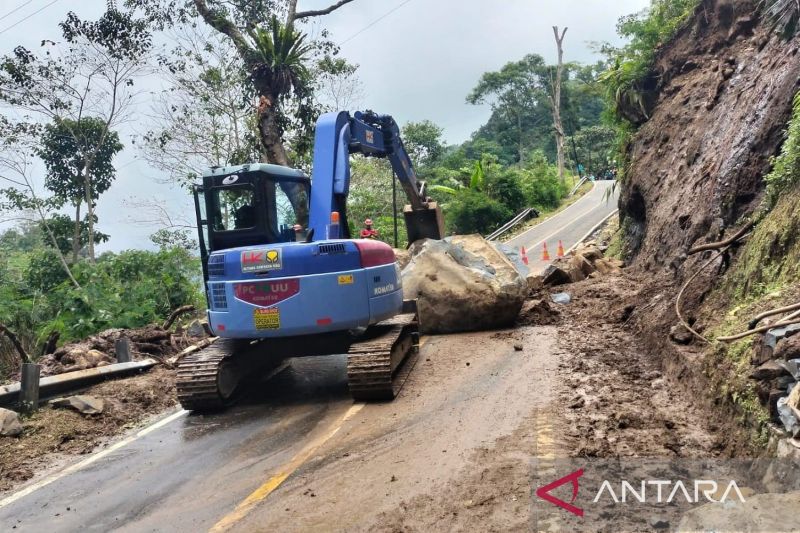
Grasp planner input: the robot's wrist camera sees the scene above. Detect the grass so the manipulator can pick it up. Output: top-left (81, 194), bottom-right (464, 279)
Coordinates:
top-left (694, 186), bottom-right (800, 448)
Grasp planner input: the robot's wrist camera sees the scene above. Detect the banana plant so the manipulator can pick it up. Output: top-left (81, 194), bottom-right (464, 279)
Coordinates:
top-left (430, 160), bottom-right (485, 196)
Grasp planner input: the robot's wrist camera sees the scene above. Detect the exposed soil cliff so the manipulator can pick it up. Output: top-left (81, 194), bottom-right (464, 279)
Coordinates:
top-left (620, 0), bottom-right (800, 268)
top-left (617, 0), bottom-right (800, 449)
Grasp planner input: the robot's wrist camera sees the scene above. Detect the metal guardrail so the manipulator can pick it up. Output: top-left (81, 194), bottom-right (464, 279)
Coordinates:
top-left (486, 207), bottom-right (539, 241)
top-left (0, 359), bottom-right (157, 407)
top-left (569, 177), bottom-right (589, 197)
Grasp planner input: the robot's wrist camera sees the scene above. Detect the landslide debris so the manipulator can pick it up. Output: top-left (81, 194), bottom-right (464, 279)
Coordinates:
top-left (612, 0), bottom-right (800, 450)
top-left (620, 0), bottom-right (800, 267)
top-left (402, 235), bottom-right (527, 334)
top-left (0, 366), bottom-right (177, 493)
top-left (33, 323), bottom-right (207, 378)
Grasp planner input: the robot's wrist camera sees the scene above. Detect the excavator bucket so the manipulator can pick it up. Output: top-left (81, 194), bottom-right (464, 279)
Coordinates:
top-left (403, 202), bottom-right (445, 244)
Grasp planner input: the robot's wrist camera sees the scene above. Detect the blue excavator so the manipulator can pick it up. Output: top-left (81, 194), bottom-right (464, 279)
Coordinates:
top-left (177, 111), bottom-right (444, 410)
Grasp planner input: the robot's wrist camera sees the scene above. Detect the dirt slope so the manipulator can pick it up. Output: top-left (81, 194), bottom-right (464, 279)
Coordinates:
top-left (616, 0), bottom-right (800, 449)
top-left (620, 0), bottom-right (800, 268)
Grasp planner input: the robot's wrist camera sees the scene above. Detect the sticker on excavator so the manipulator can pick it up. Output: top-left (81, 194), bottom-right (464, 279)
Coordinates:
top-left (254, 308), bottom-right (280, 330)
top-left (338, 274), bottom-right (354, 285)
top-left (234, 279), bottom-right (299, 306)
top-left (241, 249), bottom-right (281, 273)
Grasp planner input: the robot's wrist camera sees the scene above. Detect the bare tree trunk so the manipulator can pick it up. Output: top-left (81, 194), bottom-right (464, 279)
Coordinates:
top-left (257, 96), bottom-right (291, 166)
top-left (551, 26), bottom-right (568, 186)
top-left (72, 201), bottom-right (81, 264)
top-left (82, 162), bottom-right (96, 262)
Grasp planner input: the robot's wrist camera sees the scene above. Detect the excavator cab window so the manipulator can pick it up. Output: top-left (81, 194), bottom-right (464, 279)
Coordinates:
top-left (198, 171), bottom-right (310, 256)
top-left (210, 185), bottom-right (256, 231)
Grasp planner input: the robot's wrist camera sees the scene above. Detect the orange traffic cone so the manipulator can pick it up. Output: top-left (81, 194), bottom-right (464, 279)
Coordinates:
top-left (542, 242), bottom-right (551, 261)
top-left (557, 240), bottom-right (565, 258)
top-left (520, 246), bottom-right (529, 266)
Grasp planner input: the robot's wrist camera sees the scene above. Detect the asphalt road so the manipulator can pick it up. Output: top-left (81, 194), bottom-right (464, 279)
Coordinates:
top-left (0, 330), bottom-right (559, 532)
top-left (0, 185), bottom-right (618, 532)
top-left (506, 180), bottom-right (618, 273)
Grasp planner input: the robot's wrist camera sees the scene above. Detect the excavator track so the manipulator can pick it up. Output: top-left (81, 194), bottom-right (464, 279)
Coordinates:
top-left (176, 338), bottom-right (240, 411)
top-left (347, 313), bottom-right (420, 401)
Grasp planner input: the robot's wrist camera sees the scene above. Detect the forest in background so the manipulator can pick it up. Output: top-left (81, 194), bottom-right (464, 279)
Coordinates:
top-left (0, 0), bottom-right (694, 375)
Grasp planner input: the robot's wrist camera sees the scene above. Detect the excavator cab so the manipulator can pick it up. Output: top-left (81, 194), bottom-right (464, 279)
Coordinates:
top-left (193, 164), bottom-right (311, 280)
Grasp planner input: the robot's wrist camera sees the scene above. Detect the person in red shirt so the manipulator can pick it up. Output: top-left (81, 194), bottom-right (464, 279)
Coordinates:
top-left (360, 218), bottom-right (379, 239)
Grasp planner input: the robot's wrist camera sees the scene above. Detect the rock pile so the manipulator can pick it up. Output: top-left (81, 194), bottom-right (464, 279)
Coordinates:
top-left (532, 241), bottom-right (625, 290)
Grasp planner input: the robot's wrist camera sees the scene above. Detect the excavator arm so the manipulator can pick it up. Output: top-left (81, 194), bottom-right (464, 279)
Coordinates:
top-left (308, 110), bottom-right (445, 244)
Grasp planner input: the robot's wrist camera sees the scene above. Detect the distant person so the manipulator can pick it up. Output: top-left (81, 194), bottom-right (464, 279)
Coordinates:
top-left (360, 218), bottom-right (379, 239)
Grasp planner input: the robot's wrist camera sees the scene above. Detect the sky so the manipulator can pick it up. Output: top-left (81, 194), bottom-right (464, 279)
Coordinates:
top-left (0, 0), bottom-right (649, 252)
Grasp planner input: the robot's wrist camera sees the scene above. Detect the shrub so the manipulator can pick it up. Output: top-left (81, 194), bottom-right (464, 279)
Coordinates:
top-left (446, 190), bottom-right (512, 235)
top-left (2, 246), bottom-right (204, 357)
top-left (764, 91), bottom-right (800, 210)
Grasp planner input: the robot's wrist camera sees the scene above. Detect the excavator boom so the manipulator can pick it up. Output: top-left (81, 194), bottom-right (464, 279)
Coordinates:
top-left (309, 110), bottom-right (444, 244)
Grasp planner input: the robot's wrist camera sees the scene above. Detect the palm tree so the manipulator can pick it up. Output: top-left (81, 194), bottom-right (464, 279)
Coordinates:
top-left (248, 16), bottom-right (313, 97)
top-left (244, 17), bottom-right (314, 166)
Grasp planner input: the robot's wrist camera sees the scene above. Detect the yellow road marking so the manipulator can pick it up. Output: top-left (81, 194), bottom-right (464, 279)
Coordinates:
top-left (210, 402), bottom-right (366, 532)
top-left (536, 413), bottom-right (556, 460)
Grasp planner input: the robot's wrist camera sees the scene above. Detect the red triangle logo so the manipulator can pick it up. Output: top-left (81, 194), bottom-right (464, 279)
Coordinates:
top-left (535, 468), bottom-right (584, 517)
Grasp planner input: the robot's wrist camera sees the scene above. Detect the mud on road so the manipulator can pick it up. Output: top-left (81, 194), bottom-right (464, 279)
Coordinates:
top-left (0, 272), bottom-right (737, 532)
top-left (229, 273), bottom-right (732, 532)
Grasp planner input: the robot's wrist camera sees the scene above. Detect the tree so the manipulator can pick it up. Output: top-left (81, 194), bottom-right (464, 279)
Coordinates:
top-left (571, 125), bottom-right (616, 177)
top-left (140, 28), bottom-right (261, 186)
top-left (0, 124), bottom-right (81, 289)
top-left (182, 0), bottom-right (358, 166)
top-left (467, 54), bottom-right (551, 163)
top-left (40, 214), bottom-right (110, 259)
top-left (150, 228), bottom-right (197, 251)
top-left (316, 56), bottom-right (364, 111)
top-left (402, 120), bottom-right (446, 169)
top-left (0, 8), bottom-right (151, 261)
top-left (550, 26), bottom-right (568, 185)
top-left (38, 118), bottom-right (123, 262)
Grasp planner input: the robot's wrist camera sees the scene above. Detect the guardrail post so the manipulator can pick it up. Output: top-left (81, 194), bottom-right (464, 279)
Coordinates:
top-left (20, 363), bottom-right (40, 414)
top-left (115, 337), bottom-right (131, 363)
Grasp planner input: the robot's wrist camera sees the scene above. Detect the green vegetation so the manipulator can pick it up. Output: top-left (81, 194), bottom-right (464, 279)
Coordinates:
top-left (600, 0), bottom-right (700, 126)
top-left (0, 224), bottom-right (203, 376)
top-left (345, 50), bottom-right (611, 245)
top-left (764, 92), bottom-right (800, 210)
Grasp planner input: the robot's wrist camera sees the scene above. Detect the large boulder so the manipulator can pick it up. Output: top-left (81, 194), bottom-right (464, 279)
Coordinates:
top-left (393, 248), bottom-right (411, 270)
top-left (0, 408), bottom-right (22, 437)
top-left (402, 235), bottom-right (527, 334)
top-left (60, 348), bottom-right (114, 372)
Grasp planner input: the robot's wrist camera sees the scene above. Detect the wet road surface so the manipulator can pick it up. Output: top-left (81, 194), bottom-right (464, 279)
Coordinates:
top-left (0, 188), bottom-right (618, 531)
top-left (507, 180), bottom-right (618, 273)
top-left (1, 329), bottom-right (560, 532)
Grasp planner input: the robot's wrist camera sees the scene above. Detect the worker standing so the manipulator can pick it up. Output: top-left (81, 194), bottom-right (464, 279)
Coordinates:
top-left (360, 218), bottom-right (380, 239)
